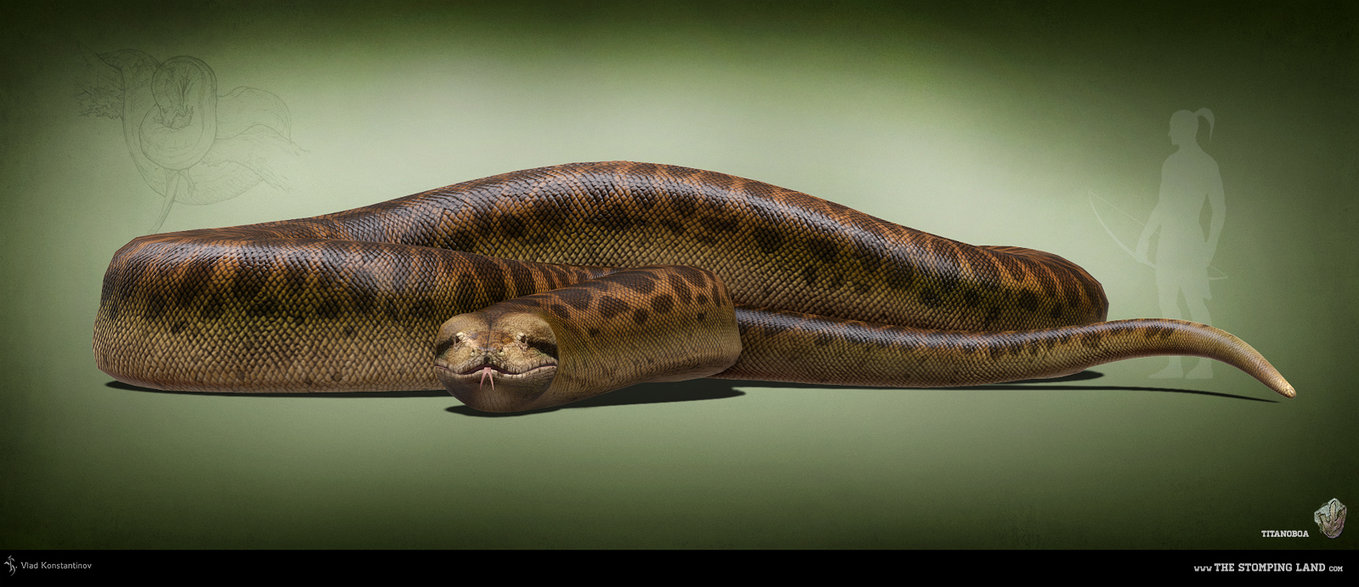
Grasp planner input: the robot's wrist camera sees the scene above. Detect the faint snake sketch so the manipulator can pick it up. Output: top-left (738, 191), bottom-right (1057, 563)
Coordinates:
top-left (77, 49), bottom-right (302, 232)
top-left (1091, 108), bottom-right (1226, 380)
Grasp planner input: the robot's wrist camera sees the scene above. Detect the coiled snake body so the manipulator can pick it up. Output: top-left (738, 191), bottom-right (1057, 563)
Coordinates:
top-left (93, 161), bottom-right (1294, 412)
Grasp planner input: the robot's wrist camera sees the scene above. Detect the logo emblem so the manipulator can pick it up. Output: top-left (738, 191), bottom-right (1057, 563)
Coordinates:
top-left (4, 555), bottom-right (15, 576)
top-left (1314, 498), bottom-right (1347, 539)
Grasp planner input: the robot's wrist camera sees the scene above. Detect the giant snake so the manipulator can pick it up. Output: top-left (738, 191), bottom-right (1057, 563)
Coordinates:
top-left (93, 161), bottom-right (1294, 412)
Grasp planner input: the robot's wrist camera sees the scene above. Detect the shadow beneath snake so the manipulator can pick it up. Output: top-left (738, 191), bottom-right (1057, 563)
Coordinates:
top-left (104, 380), bottom-right (448, 398)
top-left (106, 370), bottom-right (1275, 419)
top-left (444, 369), bottom-right (1277, 416)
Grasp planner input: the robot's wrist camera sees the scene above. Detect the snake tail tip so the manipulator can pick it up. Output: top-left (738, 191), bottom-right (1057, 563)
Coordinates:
top-left (1264, 372), bottom-right (1296, 398)
top-left (1279, 382), bottom-right (1296, 399)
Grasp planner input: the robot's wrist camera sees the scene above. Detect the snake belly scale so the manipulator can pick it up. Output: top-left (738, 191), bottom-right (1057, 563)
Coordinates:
top-left (92, 161), bottom-right (1294, 412)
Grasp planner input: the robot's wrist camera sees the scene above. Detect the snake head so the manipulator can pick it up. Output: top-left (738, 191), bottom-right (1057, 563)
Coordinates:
top-left (434, 310), bottom-right (559, 412)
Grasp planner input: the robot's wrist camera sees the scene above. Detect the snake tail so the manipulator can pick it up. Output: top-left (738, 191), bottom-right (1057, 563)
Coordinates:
top-left (435, 266), bottom-right (742, 412)
top-left (720, 310), bottom-right (1295, 398)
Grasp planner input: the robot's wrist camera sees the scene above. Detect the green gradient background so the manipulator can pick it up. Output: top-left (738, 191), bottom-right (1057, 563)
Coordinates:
top-left (1, 1), bottom-right (1355, 549)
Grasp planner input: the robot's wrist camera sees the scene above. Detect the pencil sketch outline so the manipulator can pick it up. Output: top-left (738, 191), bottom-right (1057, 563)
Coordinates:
top-left (77, 48), bottom-right (303, 232)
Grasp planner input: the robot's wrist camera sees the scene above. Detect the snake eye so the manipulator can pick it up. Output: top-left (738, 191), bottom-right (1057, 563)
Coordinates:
top-left (434, 322), bottom-right (476, 359)
top-left (525, 337), bottom-right (558, 359)
top-left (511, 332), bottom-right (557, 358)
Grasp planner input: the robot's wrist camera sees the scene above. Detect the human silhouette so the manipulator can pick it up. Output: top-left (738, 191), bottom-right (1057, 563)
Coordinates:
top-left (1135, 108), bottom-right (1224, 379)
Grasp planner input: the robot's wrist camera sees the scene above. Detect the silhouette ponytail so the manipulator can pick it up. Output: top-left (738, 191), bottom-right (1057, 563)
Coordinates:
top-left (1194, 107), bottom-right (1215, 143)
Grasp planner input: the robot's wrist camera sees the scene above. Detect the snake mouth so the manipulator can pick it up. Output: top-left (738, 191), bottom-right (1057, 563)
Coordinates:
top-left (435, 360), bottom-right (557, 380)
top-left (435, 361), bottom-right (559, 398)
top-left (450, 358), bottom-right (555, 376)
top-left (435, 359), bottom-right (559, 413)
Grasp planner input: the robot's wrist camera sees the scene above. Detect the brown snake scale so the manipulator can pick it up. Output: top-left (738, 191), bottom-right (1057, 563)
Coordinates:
top-left (93, 161), bottom-right (1294, 412)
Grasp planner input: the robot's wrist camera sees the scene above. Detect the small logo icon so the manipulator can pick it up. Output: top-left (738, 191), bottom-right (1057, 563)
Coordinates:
top-left (4, 555), bottom-right (15, 576)
top-left (1314, 498), bottom-right (1347, 539)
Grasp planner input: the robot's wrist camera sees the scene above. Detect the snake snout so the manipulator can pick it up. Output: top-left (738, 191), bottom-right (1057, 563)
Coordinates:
top-left (434, 310), bottom-right (561, 413)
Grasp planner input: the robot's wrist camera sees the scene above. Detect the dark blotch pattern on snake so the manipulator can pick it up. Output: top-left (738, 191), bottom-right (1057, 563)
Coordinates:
top-left (92, 161), bottom-right (1294, 412)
